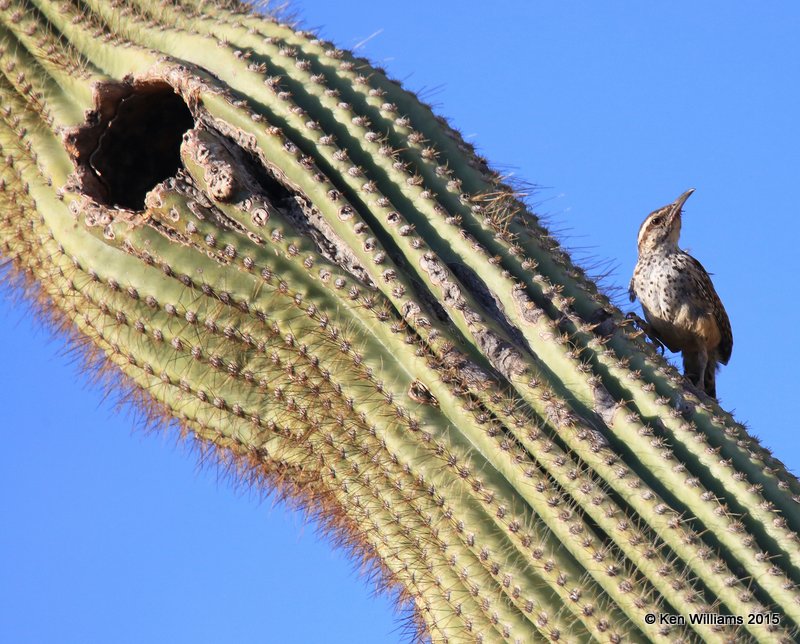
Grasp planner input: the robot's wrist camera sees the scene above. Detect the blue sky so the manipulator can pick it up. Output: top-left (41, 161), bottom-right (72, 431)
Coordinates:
top-left (2, 2), bottom-right (799, 642)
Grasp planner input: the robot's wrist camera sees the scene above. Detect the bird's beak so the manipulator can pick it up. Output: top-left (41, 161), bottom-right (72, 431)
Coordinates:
top-left (668, 188), bottom-right (695, 222)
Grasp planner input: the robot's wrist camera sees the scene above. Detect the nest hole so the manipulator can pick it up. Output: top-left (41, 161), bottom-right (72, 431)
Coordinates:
top-left (69, 81), bottom-right (195, 210)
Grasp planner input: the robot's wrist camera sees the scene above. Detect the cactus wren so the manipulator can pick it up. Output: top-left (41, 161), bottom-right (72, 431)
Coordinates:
top-left (629, 189), bottom-right (732, 398)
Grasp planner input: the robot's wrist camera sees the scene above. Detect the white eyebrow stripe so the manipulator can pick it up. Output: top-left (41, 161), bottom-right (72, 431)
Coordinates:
top-left (637, 214), bottom-right (654, 247)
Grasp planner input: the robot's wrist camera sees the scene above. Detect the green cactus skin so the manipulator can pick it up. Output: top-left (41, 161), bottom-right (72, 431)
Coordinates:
top-left (2, 1), bottom-right (800, 642)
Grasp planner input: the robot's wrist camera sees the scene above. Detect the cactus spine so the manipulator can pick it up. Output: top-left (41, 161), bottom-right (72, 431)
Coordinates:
top-left (2, 1), bottom-right (799, 641)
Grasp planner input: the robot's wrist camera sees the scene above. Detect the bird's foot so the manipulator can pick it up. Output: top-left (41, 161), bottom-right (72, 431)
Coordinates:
top-left (625, 312), bottom-right (666, 354)
top-left (681, 376), bottom-right (718, 402)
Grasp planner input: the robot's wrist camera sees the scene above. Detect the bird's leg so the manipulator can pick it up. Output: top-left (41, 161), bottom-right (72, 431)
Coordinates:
top-left (703, 355), bottom-right (719, 399)
top-left (625, 312), bottom-right (666, 354)
top-left (682, 348), bottom-right (708, 391)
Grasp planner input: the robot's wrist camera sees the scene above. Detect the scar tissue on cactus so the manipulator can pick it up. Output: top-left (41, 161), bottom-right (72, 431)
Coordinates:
top-left (2, 1), bottom-right (800, 642)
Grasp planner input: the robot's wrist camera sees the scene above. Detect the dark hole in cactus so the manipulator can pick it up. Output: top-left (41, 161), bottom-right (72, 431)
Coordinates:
top-left (89, 86), bottom-right (194, 210)
top-left (65, 80), bottom-right (194, 211)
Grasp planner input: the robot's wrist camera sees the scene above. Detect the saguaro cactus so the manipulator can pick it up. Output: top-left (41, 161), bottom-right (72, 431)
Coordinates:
top-left (2, 1), bottom-right (799, 641)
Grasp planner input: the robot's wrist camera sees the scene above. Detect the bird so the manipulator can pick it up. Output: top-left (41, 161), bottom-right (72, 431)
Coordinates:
top-left (629, 189), bottom-right (732, 398)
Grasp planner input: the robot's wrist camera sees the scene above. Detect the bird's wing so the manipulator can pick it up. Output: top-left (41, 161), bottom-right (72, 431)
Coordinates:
top-left (684, 254), bottom-right (733, 365)
top-left (628, 276), bottom-right (636, 303)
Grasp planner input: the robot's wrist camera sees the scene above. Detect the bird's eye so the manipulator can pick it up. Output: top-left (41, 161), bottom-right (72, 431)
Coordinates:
top-left (651, 216), bottom-right (663, 226)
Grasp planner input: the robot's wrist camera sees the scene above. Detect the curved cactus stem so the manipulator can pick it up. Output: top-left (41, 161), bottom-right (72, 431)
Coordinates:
top-left (3, 2), bottom-right (800, 642)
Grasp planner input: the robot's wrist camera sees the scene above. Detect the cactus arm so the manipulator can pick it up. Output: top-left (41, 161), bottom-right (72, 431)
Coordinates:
top-left (62, 9), bottom-right (800, 633)
top-left (3, 2), bottom-right (800, 642)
